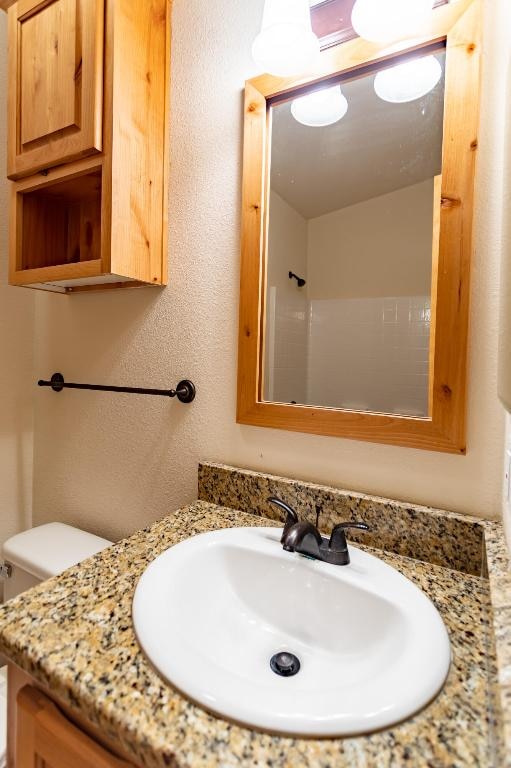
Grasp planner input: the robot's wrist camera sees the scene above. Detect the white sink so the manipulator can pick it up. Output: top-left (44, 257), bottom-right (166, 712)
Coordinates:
top-left (133, 527), bottom-right (450, 736)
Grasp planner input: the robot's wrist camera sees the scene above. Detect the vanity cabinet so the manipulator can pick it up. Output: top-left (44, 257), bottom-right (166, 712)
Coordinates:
top-left (15, 686), bottom-right (133, 768)
top-left (7, 666), bottom-right (139, 767)
top-left (7, 0), bottom-right (104, 180)
top-left (5, 0), bottom-right (170, 293)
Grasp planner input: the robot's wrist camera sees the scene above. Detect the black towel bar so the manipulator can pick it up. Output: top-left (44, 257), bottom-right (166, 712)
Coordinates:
top-left (37, 373), bottom-right (196, 403)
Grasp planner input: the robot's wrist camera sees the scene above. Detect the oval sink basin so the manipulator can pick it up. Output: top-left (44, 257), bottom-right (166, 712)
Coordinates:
top-left (133, 527), bottom-right (450, 737)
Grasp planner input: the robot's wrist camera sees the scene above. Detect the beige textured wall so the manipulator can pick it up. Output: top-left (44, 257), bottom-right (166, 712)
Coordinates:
top-left (498, 0), bottom-right (511, 415)
top-left (499, 0), bottom-right (511, 544)
top-left (307, 180), bottom-right (433, 300)
top-left (0, 15), bottom-right (34, 568)
top-left (27, 0), bottom-right (508, 540)
top-left (267, 191), bottom-right (308, 296)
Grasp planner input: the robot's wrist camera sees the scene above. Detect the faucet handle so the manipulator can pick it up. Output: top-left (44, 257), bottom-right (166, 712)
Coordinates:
top-left (267, 497), bottom-right (299, 542)
top-left (329, 522), bottom-right (369, 552)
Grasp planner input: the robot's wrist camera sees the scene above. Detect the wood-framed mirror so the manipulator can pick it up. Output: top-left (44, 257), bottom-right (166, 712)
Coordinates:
top-left (237, 0), bottom-right (481, 454)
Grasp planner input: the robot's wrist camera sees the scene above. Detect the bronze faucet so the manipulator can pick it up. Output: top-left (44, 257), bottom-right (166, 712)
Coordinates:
top-left (267, 497), bottom-right (369, 566)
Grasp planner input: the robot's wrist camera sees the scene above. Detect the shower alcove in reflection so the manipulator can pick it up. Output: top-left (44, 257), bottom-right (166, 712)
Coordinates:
top-left (263, 51), bottom-right (446, 418)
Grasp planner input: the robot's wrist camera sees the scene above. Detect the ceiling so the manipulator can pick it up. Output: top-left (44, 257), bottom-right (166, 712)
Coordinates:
top-left (270, 52), bottom-right (445, 219)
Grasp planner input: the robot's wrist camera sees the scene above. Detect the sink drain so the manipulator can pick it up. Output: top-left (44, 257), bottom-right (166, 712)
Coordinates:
top-left (270, 651), bottom-right (301, 677)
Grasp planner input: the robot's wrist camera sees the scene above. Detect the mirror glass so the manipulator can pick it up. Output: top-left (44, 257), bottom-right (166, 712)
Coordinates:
top-left (263, 49), bottom-right (446, 417)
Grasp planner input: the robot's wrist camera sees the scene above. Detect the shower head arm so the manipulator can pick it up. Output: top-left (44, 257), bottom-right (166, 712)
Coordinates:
top-left (289, 271), bottom-right (306, 288)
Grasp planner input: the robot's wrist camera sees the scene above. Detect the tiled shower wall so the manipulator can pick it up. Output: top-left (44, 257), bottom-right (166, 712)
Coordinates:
top-left (307, 296), bottom-right (431, 415)
top-left (265, 286), bottom-right (308, 405)
top-left (267, 293), bottom-right (431, 416)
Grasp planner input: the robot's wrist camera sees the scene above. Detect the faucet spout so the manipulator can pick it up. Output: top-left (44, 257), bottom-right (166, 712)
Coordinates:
top-left (281, 521), bottom-right (323, 558)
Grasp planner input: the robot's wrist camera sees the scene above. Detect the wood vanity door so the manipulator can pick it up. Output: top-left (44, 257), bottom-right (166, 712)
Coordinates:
top-left (15, 686), bottom-right (134, 768)
top-left (7, 0), bottom-right (104, 179)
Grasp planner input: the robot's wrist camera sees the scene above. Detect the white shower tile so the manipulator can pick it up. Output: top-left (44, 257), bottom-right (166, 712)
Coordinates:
top-left (307, 295), bottom-right (430, 415)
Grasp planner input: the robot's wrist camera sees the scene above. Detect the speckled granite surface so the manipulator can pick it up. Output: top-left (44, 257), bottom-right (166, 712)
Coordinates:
top-left (484, 520), bottom-right (511, 767)
top-left (198, 463), bottom-right (486, 575)
top-left (0, 501), bottom-right (498, 768)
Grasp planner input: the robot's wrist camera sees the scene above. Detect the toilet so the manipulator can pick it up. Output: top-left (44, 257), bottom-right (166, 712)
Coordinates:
top-left (0, 523), bottom-right (112, 768)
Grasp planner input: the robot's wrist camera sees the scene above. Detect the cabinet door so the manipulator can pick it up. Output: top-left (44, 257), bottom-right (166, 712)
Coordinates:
top-left (15, 686), bottom-right (134, 768)
top-left (7, 0), bottom-right (104, 179)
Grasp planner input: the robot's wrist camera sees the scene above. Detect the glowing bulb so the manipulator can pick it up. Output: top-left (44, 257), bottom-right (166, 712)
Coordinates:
top-left (374, 55), bottom-right (442, 103)
top-left (252, 0), bottom-right (320, 77)
top-left (291, 85), bottom-right (348, 127)
top-left (351, 0), bottom-right (435, 43)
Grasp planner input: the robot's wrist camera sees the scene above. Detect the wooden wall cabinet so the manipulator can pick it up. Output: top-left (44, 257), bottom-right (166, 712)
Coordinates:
top-left (8, 0), bottom-right (104, 180)
top-left (6, 0), bottom-right (170, 293)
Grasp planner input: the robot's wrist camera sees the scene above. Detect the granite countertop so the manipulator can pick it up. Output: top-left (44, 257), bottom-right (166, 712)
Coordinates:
top-left (0, 499), bottom-right (499, 768)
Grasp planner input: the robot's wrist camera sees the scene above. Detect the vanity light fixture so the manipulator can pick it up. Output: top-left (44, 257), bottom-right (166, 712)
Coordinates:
top-left (252, 0), bottom-right (320, 77)
top-left (351, 0), bottom-right (435, 43)
top-left (291, 85), bottom-right (348, 127)
top-left (374, 54), bottom-right (442, 103)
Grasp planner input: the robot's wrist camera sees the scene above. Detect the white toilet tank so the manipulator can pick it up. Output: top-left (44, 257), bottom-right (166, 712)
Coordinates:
top-left (2, 523), bottom-right (112, 602)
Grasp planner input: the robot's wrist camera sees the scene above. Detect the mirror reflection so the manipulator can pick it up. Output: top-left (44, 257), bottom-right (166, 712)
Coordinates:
top-left (263, 49), bottom-right (446, 417)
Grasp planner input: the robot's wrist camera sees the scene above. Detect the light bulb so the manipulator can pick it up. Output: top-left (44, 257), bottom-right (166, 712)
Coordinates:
top-left (351, 0), bottom-right (435, 43)
top-left (291, 85), bottom-right (348, 127)
top-left (374, 55), bottom-right (442, 103)
top-left (252, 0), bottom-right (320, 77)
